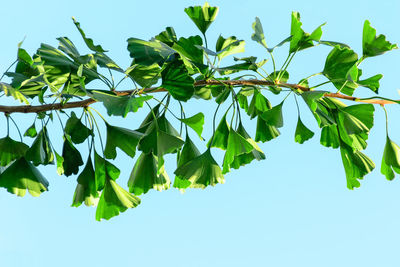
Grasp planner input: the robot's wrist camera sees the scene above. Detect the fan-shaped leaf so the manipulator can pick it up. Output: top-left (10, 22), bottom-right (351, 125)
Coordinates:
top-left (184, 3), bottom-right (219, 35)
top-left (65, 111), bottom-right (92, 144)
top-left (161, 59), bottom-right (194, 101)
top-left (104, 124), bottom-right (143, 159)
top-left (0, 136), bottom-right (29, 166)
top-left (62, 135), bottom-right (83, 176)
top-left (25, 127), bottom-right (54, 166)
top-left (179, 112), bottom-right (205, 139)
top-left (295, 117), bottom-right (314, 144)
top-left (362, 20), bottom-right (398, 58)
top-left (381, 136), bottom-right (400, 181)
top-left (72, 156), bottom-right (98, 207)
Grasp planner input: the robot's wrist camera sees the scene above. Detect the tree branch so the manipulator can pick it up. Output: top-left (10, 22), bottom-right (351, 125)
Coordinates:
top-left (0, 80), bottom-right (397, 114)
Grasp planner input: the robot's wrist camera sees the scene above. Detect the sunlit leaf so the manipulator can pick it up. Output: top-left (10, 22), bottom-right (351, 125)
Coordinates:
top-left (72, 17), bottom-right (107, 53)
top-left (251, 17), bottom-right (268, 49)
top-left (127, 38), bottom-right (175, 66)
top-left (255, 116), bottom-right (280, 142)
top-left (64, 111), bottom-right (92, 144)
top-left (208, 112), bottom-right (229, 150)
top-left (215, 35), bottom-right (245, 60)
top-left (94, 150), bottom-right (120, 191)
top-left (0, 136), bottom-right (29, 166)
top-left (0, 157), bottom-right (49, 197)
top-left (104, 123), bottom-right (143, 159)
top-left (161, 59), bottom-right (194, 101)
top-left (184, 2), bottom-right (219, 35)
top-left (126, 64), bottom-right (160, 88)
top-left (179, 112), bottom-right (205, 139)
top-left (174, 149), bottom-right (224, 189)
top-left (24, 122), bottom-right (37, 138)
top-left (358, 74), bottom-right (382, 93)
top-left (172, 36), bottom-right (203, 64)
top-left (295, 117), bottom-right (314, 144)
top-left (381, 136), bottom-right (400, 181)
top-left (72, 156), bottom-right (98, 207)
top-left (260, 101), bottom-right (284, 128)
top-left (54, 150), bottom-right (64, 176)
top-left (290, 12), bottom-right (324, 53)
top-left (362, 20), bottom-right (398, 58)
top-left (25, 127), bottom-right (54, 166)
top-left (155, 27), bottom-right (178, 46)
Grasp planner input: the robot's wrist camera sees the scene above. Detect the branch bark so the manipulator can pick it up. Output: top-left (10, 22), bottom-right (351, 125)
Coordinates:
top-left (0, 79), bottom-right (397, 114)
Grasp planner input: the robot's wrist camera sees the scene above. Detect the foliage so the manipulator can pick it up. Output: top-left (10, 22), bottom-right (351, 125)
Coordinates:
top-left (0, 3), bottom-right (398, 220)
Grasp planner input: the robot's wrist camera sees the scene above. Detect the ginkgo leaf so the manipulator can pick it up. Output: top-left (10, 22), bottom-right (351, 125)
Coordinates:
top-left (91, 90), bottom-right (153, 118)
top-left (95, 178), bottom-right (141, 221)
top-left (0, 157), bottom-right (49, 197)
top-left (172, 36), bottom-right (204, 64)
top-left (255, 116), bottom-right (280, 143)
top-left (126, 64), bottom-right (161, 88)
top-left (62, 135), bottom-right (83, 176)
top-left (260, 101), bottom-right (284, 128)
top-left (161, 59), bottom-right (194, 102)
top-left (64, 111), bottom-right (92, 144)
top-left (340, 142), bottom-right (375, 189)
top-left (94, 150), bottom-right (120, 191)
top-left (72, 17), bottom-right (108, 53)
top-left (155, 27), bottom-right (178, 46)
top-left (174, 135), bottom-right (201, 191)
top-left (25, 127), bottom-right (54, 166)
top-left (72, 156), bottom-right (98, 207)
top-left (290, 12), bottom-right (324, 53)
top-left (0, 136), bottom-right (29, 166)
top-left (251, 17), bottom-right (268, 49)
top-left (247, 90), bottom-right (271, 119)
top-left (24, 123), bottom-right (37, 138)
top-left (179, 112), bottom-right (205, 139)
top-left (381, 136), bottom-right (400, 181)
top-left (320, 124), bottom-right (340, 149)
top-left (215, 35), bottom-right (245, 60)
top-left (222, 127), bottom-right (254, 174)
top-left (358, 74), bottom-right (382, 93)
top-left (128, 152), bottom-right (170, 196)
top-left (208, 112), bottom-right (229, 150)
top-left (294, 117), bottom-right (314, 144)
top-left (184, 2), bottom-right (219, 35)
top-left (362, 20), bottom-right (398, 58)
top-left (104, 123), bottom-right (143, 159)
top-left (174, 149), bottom-right (224, 189)
top-left (54, 150), bottom-right (64, 176)
top-left (127, 38), bottom-right (175, 66)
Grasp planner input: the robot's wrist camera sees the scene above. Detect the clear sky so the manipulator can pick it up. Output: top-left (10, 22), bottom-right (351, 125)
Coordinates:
top-left (1, 1), bottom-right (400, 266)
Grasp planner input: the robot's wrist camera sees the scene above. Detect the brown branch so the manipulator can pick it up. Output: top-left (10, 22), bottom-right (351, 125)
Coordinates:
top-left (0, 80), bottom-right (397, 114)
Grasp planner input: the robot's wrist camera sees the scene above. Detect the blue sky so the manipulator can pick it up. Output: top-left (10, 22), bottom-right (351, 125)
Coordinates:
top-left (1, 1), bottom-right (400, 266)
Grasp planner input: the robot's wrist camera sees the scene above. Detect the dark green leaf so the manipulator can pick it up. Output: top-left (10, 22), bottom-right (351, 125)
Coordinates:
top-left (295, 117), bottom-right (314, 144)
top-left (25, 127), bottom-right (54, 166)
top-left (94, 150), bottom-right (120, 191)
top-left (155, 27), bottom-right (178, 46)
top-left (362, 20), bottom-right (398, 58)
top-left (72, 156), bottom-right (98, 207)
top-left (95, 178), bottom-right (140, 221)
top-left (161, 59), bottom-right (194, 101)
top-left (0, 136), bottom-right (29, 166)
top-left (247, 89), bottom-right (271, 119)
top-left (260, 101), bottom-right (284, 128)
top-left (184, 3), bottom-right (219, 35)
top-left (91, 90), bottom-right (153, 117)
top-left (381, 136), bottom-right (400, 181)
top-left (64, 111), bottom-right (92, 144)
top-left (126, 64), bottom-right (161, 87)
top-left (0, 157), bottom-right (49, 197)
top-left (208, 113), bottom-right (230, 150)
top-left (172, 36), bottom-right (203, 64)
top-left (128, 152), bottom-right (170, 195)
top-left (127, 38), bottom-right (175, 66)
top-left (179, 112), bottom-right (205, 139)
top-left (251, 17), bottom-right (268, 49)
top-left (174, 149), bottom-right (224, 189)
top-left (104, 124), bottom-right (143, 159)
top-left (72, 17), bottom-right (107, 53)
top-left (62, 135), bottom-right (83, 176)
top-left (255, 116), bottom-right (280, 142)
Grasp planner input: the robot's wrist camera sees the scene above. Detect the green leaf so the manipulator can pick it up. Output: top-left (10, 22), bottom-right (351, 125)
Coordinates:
top-left (301, 91), bottom-right (335, 127)
top-left (174, 135), bottom-right (201, 191)
top-left (94, 52), bottom-right (124, 72)
top-left (184, 2), bottom-right (219, 35)
top-left (104, 123), bottom-right (143, 159)
top-left (54, 150), bottom-right (64, 176)
top-left (251, 17), bottom-right (268, 49)
top-left (323, 46), bottom-right (359, 95)
top-left (179, 112), bottom-right (205, 139)
top-left (247, 89), bottom-right (271, 119)
top-left (295, 117), bottom-right (314, 144)
top-left (127, 38), bottom-right (175, 66)
top-left (338, 104), bottom-right (374, 135)
top-left (358, 74), bottom-right (382, 93)
top-left (72, 17), bottom-right (107, 53)
top-left (320, 124), bottom-right (340, 149)
top-left (95, 178), bottom-right (141, 221)
top-left (217, 57), bottom-right (266, 75)
top-left (208, 113), bottom-right (230, 150)
top-left (24, 122), bottom-right (37, 138)
top-left (72, 156), bottom-right (98, 207)
top-left (91, 90), bottom-right (153, 117)
top-left (215, 35), bottom-right (245, 60)
top-left (340, 142), bottom-right (375, 189)
top-left (362, 20), bottom-right (398, 58)
top-left (126, 64), bottom-right (161, 88)
top-left (290, 12), bottom-right (324, 53)
top-left (94, 150), bottom-right (120, 191)
top-left (64, 111), bottom-right (92, 144)
top-left (0, 136), bottom-right (29, 166)
top-left (174, 149), bottom-right (224, 189)
top-left (0, 157), bottom-right (49, 197)
top-left (260, 102), bottom-right (284, 128)
top-left (381, 136), bottom-right (400, 181)
top-left (0, 82), bottom-right (29, 104)
top-left (62, 135), bottom-right (83, 176)
top-left (25, 127), bottom-right (54, 166)
top-left (172, 36), bottom-right (204, 64)
top-left (128, 152), bottom-right (170, 195)
top-left (161, 59), bottom-right (194, 101)
top-left (155, 27), bottom-right (178, 46)
top-left (57, 37), bottom-right (80, 60)
top-left (255, 116), bottom-right (280, 142)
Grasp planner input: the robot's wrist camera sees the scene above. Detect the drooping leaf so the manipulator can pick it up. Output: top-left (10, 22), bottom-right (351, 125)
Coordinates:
top-left (104, 123), bottom-right (143, 159)
top-left (260, 101), bottom-right (284, 128)
top-left (25, 127), bottom-right (54, 166)
top-left (247, 89), bottom-right (271, 119)
top-left (358, 74), bottom-right (382, 93)
top-left (128, 152), bottom-right (170, 196)
top-left (215, 35), bottom-right (245, 60)
top-left (337, 104), bottom-right (374, 135)
top-left (208, 112), bottom-right (230, 150)
top-left (127, 38), bottom-right (175, 66)
top-left (161, 59), bottom-right (194, 101)
top-left (294, 117), bottom-right (314, 144)
top-left (251, 17), bottom-right (268, 49)
top-left (0, 136), bottom-right (29, 167)
top-left (184, 2), bottom-right (219, 35)
top-left (62, 134), bottom-right (83, 176)
top-left (91, 90), bottom-right (153, 117)
top-left (362, 20), bottom-right (398, 58)
top-left (174, 149), bottom-right (224, 189)
top-left (54, 150), bottom-right (64, 176)
top-left (64, 111), bottom-right (92, 144)
top-left (72, 155), bottom-right (98, 207)
top-left (72, 17), bottom-right (107, 53)
top-left (255, 116), bottom-right (280, 142)
top-left (24, 122), bottom-right (37, 138)
top-left (381, 136), bottom-right (400, 181)
top-left (94, 150), bottom-right (120, 191)
top-left (340, 142), bottom-right (375, 189)
top-left (320, 124), bottom-right (340, 149)
top-left (179, 112), bottom-right (205, 139)
top-left (95, 178), bottom-right (141, 221)
top-left (0, 157), bottom-right (49, 197)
